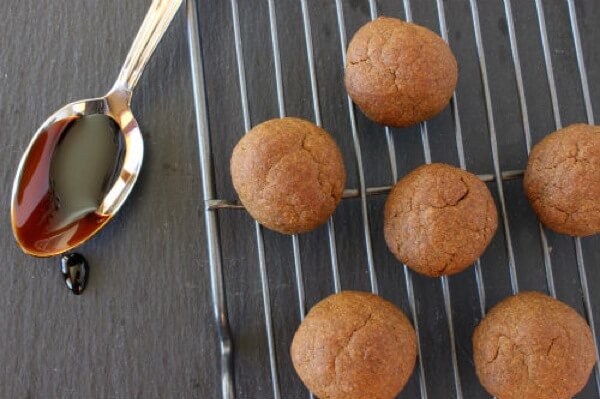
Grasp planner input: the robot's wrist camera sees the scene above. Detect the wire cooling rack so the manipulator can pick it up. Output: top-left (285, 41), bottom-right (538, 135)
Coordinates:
top-left (186, 0), bottom-right (600, 398)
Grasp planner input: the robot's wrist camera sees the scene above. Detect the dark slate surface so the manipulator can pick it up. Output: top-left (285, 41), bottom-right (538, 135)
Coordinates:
top-left (1, 0), bottom-right (600, 398)
top-left (1, 1), bottom-right (216, 398)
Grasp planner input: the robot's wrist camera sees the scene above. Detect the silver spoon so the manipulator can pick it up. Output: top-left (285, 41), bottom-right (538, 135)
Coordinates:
top-left (11, 0), bottom-right (183, 257)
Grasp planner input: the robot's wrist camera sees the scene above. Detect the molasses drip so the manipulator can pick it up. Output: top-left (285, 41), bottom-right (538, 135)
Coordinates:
top-left (60, 253), bottom-right (89, 295)
top-left (12, 114), bottom-right (125, 256)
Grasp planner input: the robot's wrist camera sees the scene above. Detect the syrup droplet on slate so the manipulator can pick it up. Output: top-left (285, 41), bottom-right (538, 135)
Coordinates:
top-left (60, 253), bottom-right (89, 295)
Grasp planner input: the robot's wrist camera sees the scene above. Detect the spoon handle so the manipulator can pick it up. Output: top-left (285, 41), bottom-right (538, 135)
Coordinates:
top-left (113, 0), bottom-right (183, 95)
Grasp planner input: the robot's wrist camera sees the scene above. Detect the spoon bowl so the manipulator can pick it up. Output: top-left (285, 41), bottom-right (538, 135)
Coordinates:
top-left (11, 0), bottom-right (182, 257)
top-left (11, 91), bottom-right (143, 257)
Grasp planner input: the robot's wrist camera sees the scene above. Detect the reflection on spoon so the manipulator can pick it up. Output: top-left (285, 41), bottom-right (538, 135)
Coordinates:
top-left (11, 0), bottom-right (183, 257)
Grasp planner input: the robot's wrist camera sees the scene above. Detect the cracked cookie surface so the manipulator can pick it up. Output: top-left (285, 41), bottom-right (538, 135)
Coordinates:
top-left (345, 16), bottom-right (458, 127)
top-left (473, 291), bottom-right (596, 399)
top-left (290, 291), bottom-right (416, 399)
top-left (230, 117), bottom-right (346, 234)
top-left (384, 163), bottom-right (498, 276)
top-left (524, 123), bottom-right (600, 236)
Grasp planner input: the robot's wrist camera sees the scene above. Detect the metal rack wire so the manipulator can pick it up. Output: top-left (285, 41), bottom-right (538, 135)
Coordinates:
top-left (186, 0), bottom-right (600, 398)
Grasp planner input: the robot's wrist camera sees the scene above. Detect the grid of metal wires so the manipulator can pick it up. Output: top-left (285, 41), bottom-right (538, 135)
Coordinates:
top-left (186, 0), bottom-right (600, 398)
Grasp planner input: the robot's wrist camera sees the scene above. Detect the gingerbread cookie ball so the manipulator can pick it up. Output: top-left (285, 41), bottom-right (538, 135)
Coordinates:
top-left (524, 123), bottom-right (600, 236)
top-left (230, 117), bottom-right (346, 234)
top-left (384, 163), bottom-right (498, 276)
top-left (291, 291), bottom-right (417, 399)
top-left (345, 17), bottom-right (458, 127)
top-left (473, 291), bottom-right (596, 399)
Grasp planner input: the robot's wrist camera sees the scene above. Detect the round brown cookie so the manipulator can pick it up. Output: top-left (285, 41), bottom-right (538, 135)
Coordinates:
top-left (290, 291), bottom-right (417, 399)
top-left (345, 16), bottom-right (458, 127)
top-left (384, 163), bottom-right (497, 276)
top-left (230, 117), bottom-right (346, 234)
top-left (473, 291), bottom-right (596, 399)
top-left (523, 123), bottom-right (600, 236)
